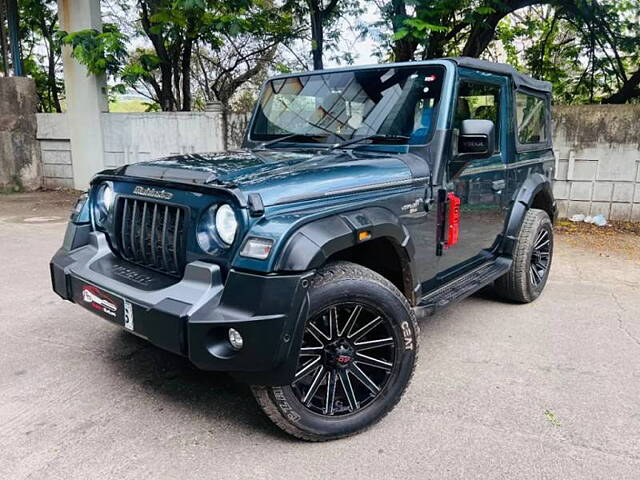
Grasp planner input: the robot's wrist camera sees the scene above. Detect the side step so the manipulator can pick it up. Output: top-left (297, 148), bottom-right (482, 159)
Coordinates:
top-left (414, 257), bottom-right (512, 317)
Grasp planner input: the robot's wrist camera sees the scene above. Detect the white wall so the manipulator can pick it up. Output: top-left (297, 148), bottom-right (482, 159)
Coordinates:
top-left (37, 113), bottom-right (72, 188)
top-left (102, 112), bottom-right (224, 168)
top-left (37, 106), bottom-right (640, 222)
top-left (552, 105), bottom-right (640, 221)
top-left (37, 111), bottom-right (232, 188)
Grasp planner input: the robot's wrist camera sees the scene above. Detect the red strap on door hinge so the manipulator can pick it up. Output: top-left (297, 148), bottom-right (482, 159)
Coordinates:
top-left (445, 192), bottom-right (460, 248)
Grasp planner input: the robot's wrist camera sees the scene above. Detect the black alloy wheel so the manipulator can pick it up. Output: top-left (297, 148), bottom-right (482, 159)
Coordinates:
top-left (291, 302), bottom-right (396, 416)
top-left (529, 228), bottom-right (551, 287)
top-left (251, 262), bottom-right (418, 441)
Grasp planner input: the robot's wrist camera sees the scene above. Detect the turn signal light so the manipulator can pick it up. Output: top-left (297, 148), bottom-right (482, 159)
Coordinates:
top-left (240, 237), bottom-right (274, 259)
top-left (358, 230), bottom-right (371, 241)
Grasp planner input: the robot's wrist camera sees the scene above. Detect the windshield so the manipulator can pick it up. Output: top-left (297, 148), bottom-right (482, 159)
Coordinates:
top-left (250, 65), bottom-right (445, 146)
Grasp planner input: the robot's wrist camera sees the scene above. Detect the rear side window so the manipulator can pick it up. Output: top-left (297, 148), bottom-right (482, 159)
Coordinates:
top-left (516, 92), bottom-right (547, 144)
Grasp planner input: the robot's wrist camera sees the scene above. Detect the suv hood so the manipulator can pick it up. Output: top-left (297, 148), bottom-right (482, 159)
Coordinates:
top-left (121, 149), bottom-right (421, 206)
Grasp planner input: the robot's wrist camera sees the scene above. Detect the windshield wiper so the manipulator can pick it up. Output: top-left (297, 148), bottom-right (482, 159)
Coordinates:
top-left (329, 134), bottom-right (411, 151)
top-left (256, 133), bottom-right (326, 150)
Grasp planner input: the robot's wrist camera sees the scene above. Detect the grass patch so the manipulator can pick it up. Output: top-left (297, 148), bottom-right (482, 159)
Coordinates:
top-left (109, 99), bottom-right (149, 112)
top-left (556, 219), bottom-right (640, 235)
top-left (544, 409), bottom-right (561, 427)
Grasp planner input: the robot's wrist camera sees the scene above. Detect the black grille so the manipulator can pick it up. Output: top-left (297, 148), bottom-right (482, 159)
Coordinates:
top-left (116, 197), bottom-right (187, 276)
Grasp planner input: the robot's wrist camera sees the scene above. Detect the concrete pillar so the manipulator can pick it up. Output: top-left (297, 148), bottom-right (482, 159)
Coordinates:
top-left (0, 77), bottom-right (42, 191)
top-left (57, 0), bottom-right (108, 190)
top-left (206, 99), bottom-right (228, 151)
top-left (205, 100), bottom-right (226, 151)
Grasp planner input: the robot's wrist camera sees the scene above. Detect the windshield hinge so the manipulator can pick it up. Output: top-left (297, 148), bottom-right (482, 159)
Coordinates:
top-left (248, 193), bottom-right (265, 217)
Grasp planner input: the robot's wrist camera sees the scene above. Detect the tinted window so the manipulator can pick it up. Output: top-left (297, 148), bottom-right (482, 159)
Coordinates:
top-left (516, 92), bottom-right (547, 144)
top-left (455, 81), bottom-right (501, 153)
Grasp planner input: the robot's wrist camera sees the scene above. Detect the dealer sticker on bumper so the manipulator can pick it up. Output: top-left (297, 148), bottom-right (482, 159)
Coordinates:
top-left (72, 278), bottom-right (135, 331)
top-left (81, 284), bottom-right (119, 318)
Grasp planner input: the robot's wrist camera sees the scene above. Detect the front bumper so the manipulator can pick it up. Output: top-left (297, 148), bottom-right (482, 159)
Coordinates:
top-left (50, 226), bottom-right (310, 385)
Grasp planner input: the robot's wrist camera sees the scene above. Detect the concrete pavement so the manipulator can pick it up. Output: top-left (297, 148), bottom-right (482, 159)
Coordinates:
top-left (1, 191), bottom-right (639, 479)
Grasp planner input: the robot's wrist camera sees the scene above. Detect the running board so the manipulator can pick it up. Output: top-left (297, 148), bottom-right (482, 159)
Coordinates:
top-left (414, 257), bottom-right (512, 317)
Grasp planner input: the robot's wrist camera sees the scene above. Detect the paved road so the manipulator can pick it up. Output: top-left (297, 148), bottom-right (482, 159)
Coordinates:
top-left (1, 192), bottom-right (639, 479)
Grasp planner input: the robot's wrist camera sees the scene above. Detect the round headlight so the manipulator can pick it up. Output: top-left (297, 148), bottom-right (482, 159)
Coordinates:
top-left (197, 203), bottom-right (239, 252)
top-left (215, 204), bottom-right (238, 245)
top-left (93, 183), bottom-right (113, 226)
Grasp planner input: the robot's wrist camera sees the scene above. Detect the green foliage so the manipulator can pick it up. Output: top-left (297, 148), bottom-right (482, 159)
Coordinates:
top-left (119, 49), bottom-right (162, 86)
top-left (18, 0), bottom-right (64, 112)
top-left (21, 53), bottom-right (64, 112)
top-left (58, 23), bottom-right (128, 77)
top-left (380, 0), bottom-right (640, 103)
top-left (491, 2), bottom-right (640, 104)
top-left (19, 0), bottom-right (640, 108)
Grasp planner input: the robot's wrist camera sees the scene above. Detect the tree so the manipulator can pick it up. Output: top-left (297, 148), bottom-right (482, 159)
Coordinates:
top-left (19, 0), bottom-right (64, 112)
top-left (58, 0), bottom-right (295, 112)
top-left (288, 0), bottom-right (362, 70)
top-left (306, 0), bottom-right (341, 69)
top-left (124, 0), bottom-right (295, 111)
top-left (377, 0), bottom-right (640, 103)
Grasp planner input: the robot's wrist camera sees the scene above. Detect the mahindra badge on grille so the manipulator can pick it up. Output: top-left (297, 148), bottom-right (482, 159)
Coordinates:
top-left (133, 186), bottom-right (173, 200)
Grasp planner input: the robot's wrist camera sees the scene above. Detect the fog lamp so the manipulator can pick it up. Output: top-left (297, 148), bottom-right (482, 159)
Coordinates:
top-left (228, 328), bottom-right (244, 350)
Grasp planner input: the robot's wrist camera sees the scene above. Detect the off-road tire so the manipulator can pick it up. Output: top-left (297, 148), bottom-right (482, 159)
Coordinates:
top-left (495, 208), bottom-right (553, 303)
top-left (251, 261), bottom-right (419, 441)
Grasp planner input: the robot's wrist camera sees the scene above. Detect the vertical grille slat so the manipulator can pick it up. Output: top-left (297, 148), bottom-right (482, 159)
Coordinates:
top-left (121, 198), bottom-right (130, 259)
top-left (172, 209), bottom-right (181, 272)
top-left (161, 205), bottom-right (169, 271)
top-left (140, 202), bottom-right (148, 264)
top-left (130, 200), bottom-right (138, 260)
top-left (150, 203), bottom-right (158, 268)
top-left (116, 196), bottom-right (186, 277)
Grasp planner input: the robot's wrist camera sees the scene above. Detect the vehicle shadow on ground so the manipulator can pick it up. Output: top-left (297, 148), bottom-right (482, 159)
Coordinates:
top-left (102, 330), bottom-right (294, 441)
top-left (99, 286), bottom-right (505, 442)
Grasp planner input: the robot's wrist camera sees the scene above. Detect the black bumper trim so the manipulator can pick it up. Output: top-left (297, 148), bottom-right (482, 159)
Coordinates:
top-left (50, 231), bottom-right (310, 385)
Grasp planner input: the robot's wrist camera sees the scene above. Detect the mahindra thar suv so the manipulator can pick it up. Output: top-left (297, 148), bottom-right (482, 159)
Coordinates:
top-left (51, 57), bottom-right (556, 441)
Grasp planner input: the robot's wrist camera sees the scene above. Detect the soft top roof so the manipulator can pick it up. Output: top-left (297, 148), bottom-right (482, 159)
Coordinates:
top-left (449, 57), bottom-right (552, 93)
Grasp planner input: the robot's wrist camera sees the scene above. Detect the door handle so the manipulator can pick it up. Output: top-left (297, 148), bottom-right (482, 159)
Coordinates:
top-left (491, 179), bottom-right (506, 192)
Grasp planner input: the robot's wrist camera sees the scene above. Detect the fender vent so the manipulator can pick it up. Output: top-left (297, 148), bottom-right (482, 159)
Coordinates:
top-left (115, 197), bottom-right (187, 277)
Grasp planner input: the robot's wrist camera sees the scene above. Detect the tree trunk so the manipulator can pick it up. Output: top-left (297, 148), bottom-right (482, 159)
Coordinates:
top-left (44, 28), bottom-right (62, 113)
top-left (47, 46), bottom-right (62, 112)
top-left (603, 69), bottom-right (640, 104)
top-left (140, 0), bottom-right (174, 111)
top-left (0, 10), bottom-right (9, 76)
top-left (462, 0), bottom-right (549, 58)
top-left (159, 64), bottom-right (174, 111)
top-left (390, 0), bottom-right (417, 61)
top-left (181, 37), bottom-right (193, 111)
top-left (309, 4), bottom-right (324, 70)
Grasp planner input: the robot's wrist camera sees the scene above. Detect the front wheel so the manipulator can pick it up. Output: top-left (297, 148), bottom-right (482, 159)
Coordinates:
top-left (495, 208), bottom-right (554, 303)
top-left (251, 262), bottom-right (418, 441)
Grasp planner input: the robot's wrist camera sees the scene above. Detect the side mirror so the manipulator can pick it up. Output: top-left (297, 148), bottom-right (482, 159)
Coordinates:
top-left (457, 119), bottom-right (495, 159)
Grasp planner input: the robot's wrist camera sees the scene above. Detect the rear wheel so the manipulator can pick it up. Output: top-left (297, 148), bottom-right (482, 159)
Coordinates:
top-left (495, 208), bottom-right (553, 303)
top-left (251, 262), bottom-right (418, 441)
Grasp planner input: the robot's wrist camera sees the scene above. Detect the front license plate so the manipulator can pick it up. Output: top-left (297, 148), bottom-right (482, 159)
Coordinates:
top-left (71, 278), bottom-right (127, 327)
